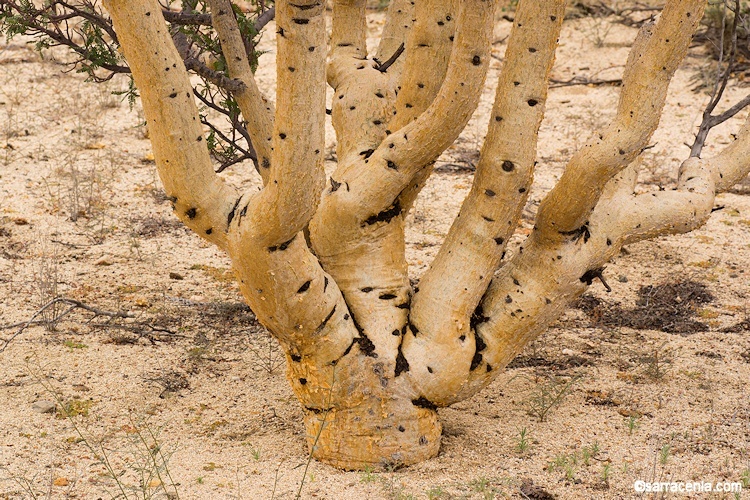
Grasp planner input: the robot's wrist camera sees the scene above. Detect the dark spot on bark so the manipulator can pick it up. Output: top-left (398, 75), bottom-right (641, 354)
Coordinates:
top-left (529, 47), bottom-right (537, 53)
top-left (185, 207), bottom-right (197, 219)
top-left (292, 18), bottom-right (309, 24)
top-left (545, 298), bottom-right (552, 304)
top-left (197, 135), bottom-right (203, 141)
top-left (417, 83), bottom-right (425, 88)
top-left (324, 276), bottom-right (329, 292)
top-left (350, 106), bottom-right (356, 110)
top-left (607, 238), bottom-right (612, 246)
top-left (379, 293), bottom-right (397, 300)
top-left (502, 160), bottom-right (515, 172)
top-left (268, 235), bottom-right (296, 252)
top-left (560, 223), bottom-right (590, 243)
top-left (409, 320), bottom-right (420, 336)
top-left (482, 215), bottom-right (495, 222)
top-left (395, 347), bottom-right (410, 376)
top-left (364, 200), bottom-right (402, 225)
top-left (396, 301), bottom-right (410, 309)
top-left (291, 354), bottom-right (302, 362)
top-left (513, 81), bottom-right (520, 86)
top-left (519, 187), bottom-right (526, 193)
top-left (330, 177), bottom-right (341, 192)
top-left (227, 197), bottom-right (242, 226)
top-left (279, 133), bottom-right (287, 139)
top-left (486, 364), bottom-right (493, 372)
top-left (314, 305), bottom-right (337, 334)
top-left (262, 157), bottom-right (270, 168)
top-left (459, 334), bottom-right (466, 342)
top-left (392, 329), bottom-right (400, 336)
top-left (412, 397), bottom-right (437, 410)
top-left (373, 120), bottom-right (382, 125)
top-left (205, 228), bottom-right (213, 235)
top-left (325, 108), bottom-right (332, 115)
top-left (146, 11), bottom-right (151, 16)
top-left (437, 20), bottom-right (444, 25)
top-left (513, 278), bottom-right (520, 286)
top-left (494, 237), bottom-right (504, 245)
top-left (309, 46), bottom-right (315, 51)
top-left (297, 280), bottom-right (312, 293)
top-left (376, 92), bottom-right (384, 98)
top-left (288, 66), bottom-right (295, 72)
top-left (398, 425), bottom-right (405, 432)
top-left (337, 42), bottom-right (352, 47)
top-left (470, 352), bottom-right (483, 371)
top-left (470, 304), bottom-right (490, 331)
top-left (406, 103), bottom-right (413, 108)
top-left (505, 295), bottom-right (513, 303)
top-left (299, 378), bottom-right (307, 385)
top-left (169, 92), bottom-right (177, 98)
top-left (528, 99), bottom-right (538, 107)
top-left (472, 55), bottom-right (481, 65)
top-left (239, 204), bottom-right (248, 218)
top-left (361, 287), bottom-right (373, 293)
top-left (277, 27), bottom-right (285, 37)
top-left (495, 116), bottom-right (503, 122)
top-left (551, 15), bottom-right (557, 20)
top-left (355, 333), bottom-right (378, 357)
top-left (387, 160), bottom-right (398, 170)
top-left (619, 149), bottom-right (625, 155)
top-left (359, 149), bottom-right (375, 159)
top-left (485, 189), bottom-right (496, 197)
top-left (420, 436), bottom-right (428, 445)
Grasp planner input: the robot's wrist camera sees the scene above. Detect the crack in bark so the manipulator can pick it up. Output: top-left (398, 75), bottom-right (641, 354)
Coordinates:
top-left (394, 346), bottom-right (410, 376)
top-left (363, 199), bottom-right (402, 226)
top-left (411, 397), bottom-right (437, 410)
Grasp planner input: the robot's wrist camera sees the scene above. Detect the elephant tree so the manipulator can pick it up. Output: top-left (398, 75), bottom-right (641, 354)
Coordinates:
top-left (8, 0), bottom-right (750, 469)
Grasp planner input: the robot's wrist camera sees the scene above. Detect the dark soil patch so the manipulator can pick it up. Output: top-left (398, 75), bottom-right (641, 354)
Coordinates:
top-left (721, 318), bottom-right (750, 333)
top-left (575, 281), bottom-right (714, 334)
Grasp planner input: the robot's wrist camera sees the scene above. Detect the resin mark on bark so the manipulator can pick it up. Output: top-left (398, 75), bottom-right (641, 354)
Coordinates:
top-left (226, 196), bottom-right (242, 227)
top-left (364, 200), bottom-right (402, 226)
top-left (350, 313), bottom-right (378, 357)
top-left (314, 305), bottom-right (337, 334)
top-left (268, 234), bottom-right (297, 252)
top-left (297, 280), bottom-right (312, 294)
top-left (470, 330), bottom-right (487, 371)
top-left (560, 222), bottom-right (591, 243)
top-left (330, 177), bottom-right (342, 192)
top-left (394, 345), bottom-right (410, 376)
top-left (411, 396), bottom-right (437, 410)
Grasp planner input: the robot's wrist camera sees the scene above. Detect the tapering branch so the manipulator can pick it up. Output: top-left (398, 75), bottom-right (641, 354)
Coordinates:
top-left (535, 0), bottom-right (704, 240)
top-left (104, 0), bottom-right (238, 249)
top-left (407, 0), bottom-right (567, 404)
top-left (208, 0), bottom-right (275, 182)
top-left (375, 42), bottom-right (405, 73)
top-left (374, 0), bottom-right (413, 81)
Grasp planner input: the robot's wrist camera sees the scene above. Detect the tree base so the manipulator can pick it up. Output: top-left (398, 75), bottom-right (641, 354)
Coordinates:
top-left (304, 397), bottom-right (441, 470)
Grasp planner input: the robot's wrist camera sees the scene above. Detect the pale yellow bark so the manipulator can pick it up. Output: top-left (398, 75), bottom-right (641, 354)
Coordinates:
top-left (407, 0), bottom-right (566, 404)
top-left (209, 0), bottom-right (275, 180)
top-left (535, 0), bottom-right (705, 239)
top-left (104, 0), bottom-right (238, 250)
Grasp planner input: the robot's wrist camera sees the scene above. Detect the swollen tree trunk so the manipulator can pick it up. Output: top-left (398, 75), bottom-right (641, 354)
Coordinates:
top-left (103, 0), bottom-right (750, 470)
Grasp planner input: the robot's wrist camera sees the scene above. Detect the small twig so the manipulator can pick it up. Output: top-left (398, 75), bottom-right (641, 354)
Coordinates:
top-left (375, 43), bottom-right (405, 73)
top-left (550, 76), bottom-right (622, 88)
top-left (0, 298), bottom-right (132, 352)
top-left (690, 0), bottom-right (750, 157)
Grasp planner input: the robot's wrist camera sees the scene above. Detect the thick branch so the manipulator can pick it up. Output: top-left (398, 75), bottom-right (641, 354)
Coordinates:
top-left (534, 0), bottom-right (705, 240)
top-left (374, 0), bottom-right (414, 82)
top-left (407, 0), bottom-right (567, 404)
top-left (237, 0), bottom-right (326, 246)
top-left (208, 0), bottom-right (275, 181)
top-left (104, 0), bottom-right (238, 249)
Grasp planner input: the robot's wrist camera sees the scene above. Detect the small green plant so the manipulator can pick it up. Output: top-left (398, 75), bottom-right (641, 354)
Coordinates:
top-left (516, 427), bottom-right (530, 453)
top-left (547, 443), bottom-right (601, 483)
top-left (625, 415), bottom-right (640, 435)
top-left (196, 476), bottom-right (204, 484)
top-left (426, 486), bottom-right (446, 499)
top-left (63, 339), bottom-right (88, 349)
top-left (360, 465), bottom-right (377, 483)
top-left (659, 444), bottom-right (671, 465)
top-left (601, 463), bottom-right (612, 484)
top-left (522, 373), bottom-right (582, 422)
top-left (740, 468), bottom-right (749, 488)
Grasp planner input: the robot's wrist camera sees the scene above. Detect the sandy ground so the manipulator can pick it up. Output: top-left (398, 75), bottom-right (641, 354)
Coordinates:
top-left (1, 5), bottom-right (750, 500)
